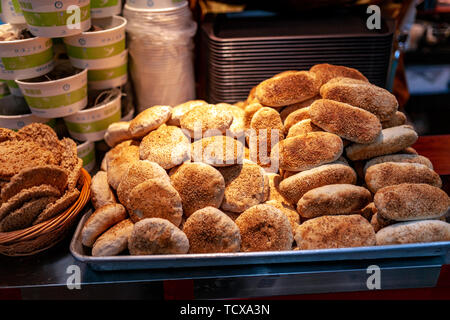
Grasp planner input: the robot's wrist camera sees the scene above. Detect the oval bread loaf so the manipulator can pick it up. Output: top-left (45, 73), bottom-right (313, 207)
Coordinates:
top-left (128, 218), bottom-right (189, 255)
top-left (279, 163), bottom-right (357, 205)
top-left (320, 77), bottom-right (398, 121)
top-left (90, 171), bottom-right (117, 209)
top-left (346, 125), bottom-right (418, 161)
top-left (309, 63), bottom-right (368, 86)
top-left (295, 214), bottom-right (376, 249)
top-left (309, 99), bottom-right (382, 144)
top-left (271, 131), bottom-right (343, 171)
top-left (235, 204), bottom-right (293, 252)
top-left (297, 184), bottom-right (372, 219)
top-left (139, 124), bottom-right (191, 169)
top-left (363, 154), bottom-right (433, 174)
top-left (381, 111), bottom-right (407, 129)
top-left (81, 203), bottom-right (127, 247)
top-left (374, 183), bottom-right (450, 221)
top-left (376, 220), bottom-right (450, 245)
top-left (286, 119), bottom-right (322, 138)
top-left (128, 105), bottom-right (172, 139)
top-left (283, 107), bottom-right (311, 134)
top-left (255, 71), bottom-right (321, 107)
top-left (365, 162), bottom-right (442, 193)
top-left (92, 219), bottom-right (134, 257)
top-left (104, 122), bottom-right (132, 148)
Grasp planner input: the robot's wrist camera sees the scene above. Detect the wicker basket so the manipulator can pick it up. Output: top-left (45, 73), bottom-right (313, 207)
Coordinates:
top-left (0, 169), bottom-right (91, 256)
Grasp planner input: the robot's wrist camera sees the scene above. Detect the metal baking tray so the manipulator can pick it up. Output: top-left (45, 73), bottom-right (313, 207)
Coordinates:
top-left (71, 209), bottom-right (450, 272)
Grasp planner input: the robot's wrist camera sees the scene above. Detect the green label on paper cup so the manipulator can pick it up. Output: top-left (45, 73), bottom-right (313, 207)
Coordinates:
top-left (12, 0), bottom-right (22, 13)
top-left (23, 85), bottom-right (87, 109)
top-left (1, 47), bottom-right (53, 71)
top-left (66, 39), bottom-right (125, 60)
top-left (21, 3), bottom-right (90, 27)
top-left (88, 63), bottom-right (127, 81)
top-left (91, 0), bottom-right (119, 8)
top-left (65, 109), bottom-right (121, 134)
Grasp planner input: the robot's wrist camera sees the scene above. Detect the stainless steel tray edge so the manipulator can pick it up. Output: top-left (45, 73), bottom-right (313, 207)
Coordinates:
top-left (70, 210), bottom-right (450, 272)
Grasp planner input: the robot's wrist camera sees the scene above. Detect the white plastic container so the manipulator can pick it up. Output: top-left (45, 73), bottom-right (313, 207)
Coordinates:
top-left (77, 140), bottom-right (96, 172)
top-left (0, 112), bottom-right (52, 130)
top-left (123, 3), bottom-right (196, 111)
top-left (125, 0), bottom-right (186, 11)
top-left (0, 0), bottom-right (26, 24)
top-left (16, 68), bottom-right (88, 118)
top-left (63, 88), bottom-right (121, 141)
top-left (91, 0), bottom-right (122, 18)
top-left (63, 16), bottom-right (127, 69)
top-left (18, 0), bottom-right (91, 38)
top-left (0, 35), bottom-right (54, 80)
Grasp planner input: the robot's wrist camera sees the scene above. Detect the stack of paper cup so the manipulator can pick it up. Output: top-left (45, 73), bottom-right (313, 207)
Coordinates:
top-left (123, 1), bottom-right (197, 112)
top-left (17, 0), bottom-right (91, 38)
top-left (91, 0), bottom-right (122, 18)
top-left (64, 16), bottom-right (128, 90)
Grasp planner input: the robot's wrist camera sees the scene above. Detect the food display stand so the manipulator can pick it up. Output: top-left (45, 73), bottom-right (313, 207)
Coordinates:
top-left (0, 135), bottom-right (448, 300)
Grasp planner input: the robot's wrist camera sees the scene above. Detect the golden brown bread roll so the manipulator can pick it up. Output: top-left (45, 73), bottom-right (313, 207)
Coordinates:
top-left (139, 124), bottom-right (191, 169)
top-left (309, 63), bottom-right (368, 86)
top-left (104, 121), bottom-right (132, 148)
top-left (243, 102), bottom-right (263, 129)
top-left (278, 163), bottom-right (357, 205)
top-left (365, 162), bottom-right (442, 193)
top-left (128, 218), bottom-right (189, 255)
top-left (271, 131), bottom-right (343, 171)
top-left (346, 125), bottom-right (418, 161)
top-left (127, 178), bottom-right (183, 227)
top-left (374, 183), bottom-right (450, 221)
top-left (295, 214), bottom-right (376, 249)
top-left (264, 199), bottom-right (300, 232)
top-left (255, 71), bottom-right (321, 107)
top-left (180, 104), bottom-right (233, 138)
top-left (217, 160), bottom-right (266, 213)
top-left (286, 119), bottom-right (323, 138)
top-left (381, 111), bottom-right (407, 129)
top-left (320, 77), bottom-right (398, 121)
top-left (376, 220), bottom-right (450, 245)
top-left (170, 162), bottom-right (225, 217)
top-left (107, 143), bottom-right (140, 190)
top-left (92, 219), bottom-right (134, 257)
top-left (247, 107), bottom-right (284, 166)
top-left (182, 207), bottom-right (241, 253)
top-left (280, 96), bottom-right (320, 123)
top-left (309, 99), bottom-right (382, 144)
top-left (265, 172), bottom-right (291, 205)
top-left (128, 105), bottom-right (172, 139)
top-left (116, 160), bottom-right (169, 208)
top-left (191, 135), bottom-right (244, 167)
top-left (167, 100), bottom-right (208, 126)
top-left (283, 106), bottom-right (311, 134)
top-left (81, 203), bottom-right (128, 247)
top-left (235, 204), bottom-right (293, 252)
top-left (297, 184), bottom-right (372, 219)
top-left (90, 171), bottom-right (117, 210)
top-left (363, 154), bottom-right (433, 174)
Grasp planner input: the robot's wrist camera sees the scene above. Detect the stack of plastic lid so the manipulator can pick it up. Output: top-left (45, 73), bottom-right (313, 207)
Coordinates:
top-left (123, 0), bottom-right (197, 112)
top-left (0, 0), bottom-right (131, 173)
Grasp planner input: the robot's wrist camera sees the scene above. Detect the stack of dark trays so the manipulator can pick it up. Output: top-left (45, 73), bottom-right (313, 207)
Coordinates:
top-left (201, 10), bottom-right (395, 104)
